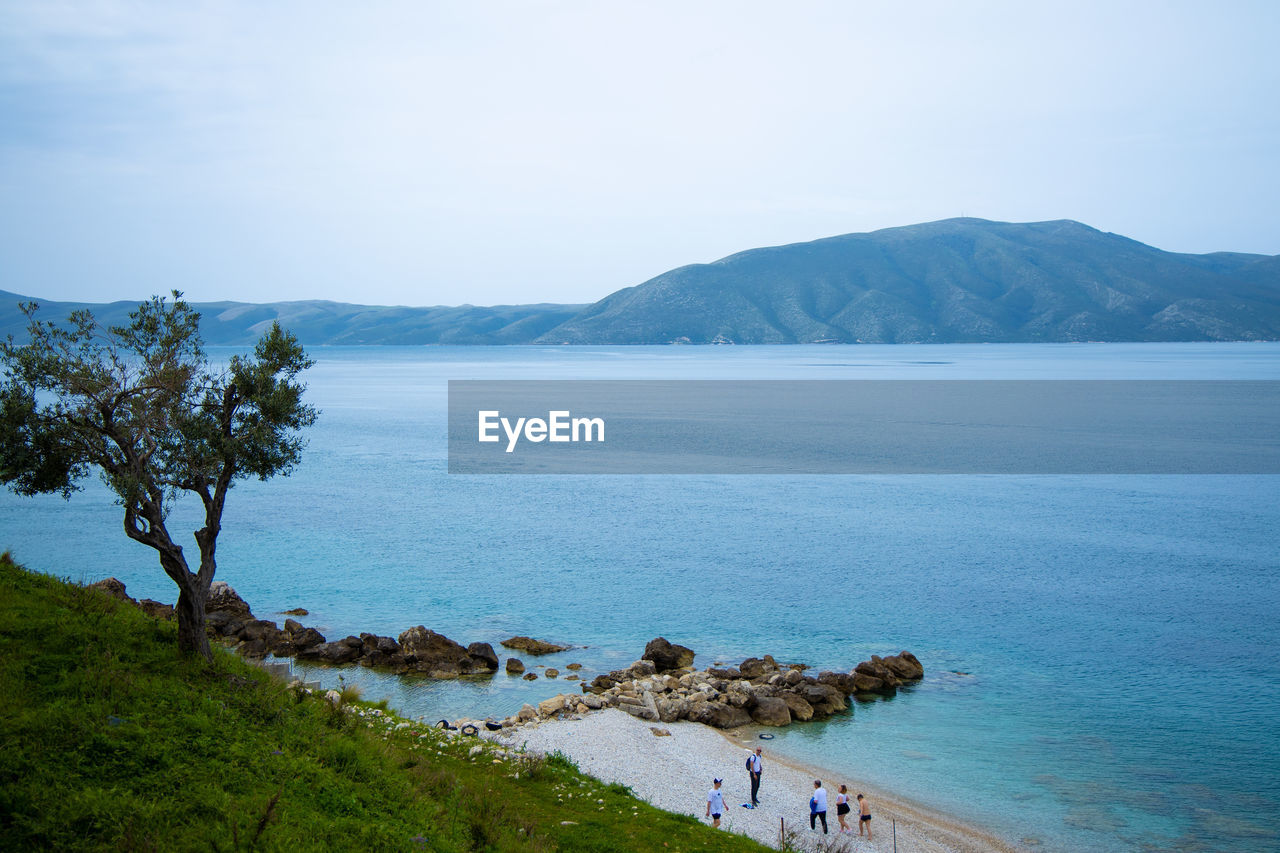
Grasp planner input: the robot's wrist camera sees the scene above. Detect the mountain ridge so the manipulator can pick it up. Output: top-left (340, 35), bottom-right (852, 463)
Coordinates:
top-left (4, 218), bottom-right (1278, 344)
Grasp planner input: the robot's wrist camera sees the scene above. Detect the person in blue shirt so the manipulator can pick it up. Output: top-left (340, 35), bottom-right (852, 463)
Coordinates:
top-left (706, 778), bottom-right (727, 828)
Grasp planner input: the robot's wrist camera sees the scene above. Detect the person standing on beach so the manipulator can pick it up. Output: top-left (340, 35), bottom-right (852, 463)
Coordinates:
top-left (857, 793), bottom-right (872, 839)
top-left (706, 778), bottom-right (726, 829)
top-left (835, 784), bottom-right (851, 832)
top-left (809, 780), bottom-right (829, 834)
top-left (747, 747), bottom-right (763, 807)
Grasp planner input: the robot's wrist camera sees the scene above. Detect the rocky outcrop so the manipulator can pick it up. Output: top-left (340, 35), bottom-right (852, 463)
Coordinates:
top-left (852, 651), bottom-right (925, 695)
top-left (207, 581), bottom-right (253, 619)
top-left (138, 599), bottom-right (174, 619)
top-left (500, 636), bottom-right (570, 655)
top-left (396, 626), bottom-right (497, 677)
top-left (642, 637), bottom-right (695, 672)
top-left (494, 646), bottom-right (928, 732)
top-left (88, 577), bottom-right (135, 604)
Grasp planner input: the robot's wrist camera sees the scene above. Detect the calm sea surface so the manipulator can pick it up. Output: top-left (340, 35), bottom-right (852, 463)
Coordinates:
top-left (4, 343), bottom-right (1278, 852)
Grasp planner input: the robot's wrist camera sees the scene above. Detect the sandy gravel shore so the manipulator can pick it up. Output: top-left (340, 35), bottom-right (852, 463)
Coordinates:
top-left (493, 709), bottom-right (1026, 853)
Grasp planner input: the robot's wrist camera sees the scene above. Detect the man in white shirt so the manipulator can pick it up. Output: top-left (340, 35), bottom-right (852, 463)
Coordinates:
top-left (809, 779), bottom-right (829, 834)
top-left (747, 747), bottom-right (763, 807)
top-left (706, 778), bottom-right (727, 828)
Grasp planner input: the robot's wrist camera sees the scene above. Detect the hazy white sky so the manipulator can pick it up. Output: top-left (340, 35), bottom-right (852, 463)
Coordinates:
top-left (2, 1), bottom-right (1277, 307)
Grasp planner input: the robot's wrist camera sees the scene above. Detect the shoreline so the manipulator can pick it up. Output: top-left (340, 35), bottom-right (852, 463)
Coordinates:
top-left (493, 707), bottom-right (1028, 852)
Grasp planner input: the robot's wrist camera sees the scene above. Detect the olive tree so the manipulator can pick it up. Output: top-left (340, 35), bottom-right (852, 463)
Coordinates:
top-left (1, 292), bottom-right (317, 660)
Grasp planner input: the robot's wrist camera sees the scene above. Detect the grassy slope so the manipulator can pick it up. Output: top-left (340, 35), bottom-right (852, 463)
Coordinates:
top-left (0, 553), bottom-right (768, 853)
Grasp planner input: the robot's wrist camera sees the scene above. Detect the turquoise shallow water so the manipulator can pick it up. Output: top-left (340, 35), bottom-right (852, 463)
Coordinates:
top-left (4, 343), bottom-right (1279, 852)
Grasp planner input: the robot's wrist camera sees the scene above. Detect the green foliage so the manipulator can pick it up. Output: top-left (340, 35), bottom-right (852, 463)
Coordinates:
top-left (0, 293), bottom-right (318, 657)
top-left (0, 554), bottom-right (769, 852)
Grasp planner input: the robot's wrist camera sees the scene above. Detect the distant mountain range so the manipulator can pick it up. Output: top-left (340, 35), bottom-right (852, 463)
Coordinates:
top-left (5, 218), bottom-right (1279, 345)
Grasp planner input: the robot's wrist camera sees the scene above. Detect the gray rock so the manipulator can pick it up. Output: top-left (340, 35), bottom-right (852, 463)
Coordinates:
top-left (138, 599), bottom-right (173, 619)
top-left (643, 637), bottom-right (696, 672)
top-left (750, 696), bottom-right (792, 726)
top-left (207, 581), bottom-right (253, 619)
top-left (500, 636), bottom-right (570, 655)
top-left (778, 691), bottom-right (815, 722)
top-left (467, 642), bottom-right (500, 670)
top-left (297, 641), bottom-right (361, 664)
top-left (687, 701), bottom-right (752, 729)
top-left (88, 577), bottom-right (135, 604)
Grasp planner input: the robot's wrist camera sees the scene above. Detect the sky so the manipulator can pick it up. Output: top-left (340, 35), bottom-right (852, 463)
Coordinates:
top-left (1, 1), bottom-right (1278, 308)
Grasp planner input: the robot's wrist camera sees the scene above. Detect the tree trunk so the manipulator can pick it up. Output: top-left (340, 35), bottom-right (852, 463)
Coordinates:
top-left (175, 582), bottom-right (212, 661)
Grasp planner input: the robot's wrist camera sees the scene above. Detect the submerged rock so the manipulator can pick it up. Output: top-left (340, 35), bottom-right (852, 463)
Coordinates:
top-left (500, 636), bottom-right (570, 655)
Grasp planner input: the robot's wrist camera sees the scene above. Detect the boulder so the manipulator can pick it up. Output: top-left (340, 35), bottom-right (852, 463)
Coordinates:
top-left (505, 658), bottom-right (526, 674)
top-left (642, 637), bottom-right (695, 672)
top-left (799, 683), bottom-right (846, 716)
top-left (750, 696), bottom-right (792, 726)
top-left (292, 627), bottom-right (325, 650)
top-left (207, 581), bottom-right (253, 619)
top-left (587, 674), bottom-right (616, 693)
top-left (627, 659), bottom-right (657, 679)
top-left (687, 701), bottom-right (752, 729)
top-left (522, 672), bottom-right (538, 681)
top-left (138, 599), bottom-right (173, 619)
top-left (398, 626), bottom-right (477, 673)
top-left (283, 618), bottom-right (304, 635)
top-left (739, 658), bottom-right (766, 679)
top-left (205, 610), bottom-right (237, 635)
top-left (656, 695), bottom-right (690, 723)
top-left (545, 668), bottom-right (559, 678)
top-left (297, 641), bottom-right (361, 665)
top-left (817, 671), bottom-right (858, 695)
top-left (707, 667), bottom-right (743, 680)
top-left (856, 660), bottom-right (903, 692)
top-left (281, 607), bottom-right (308, 616)
top-left (778, 691), bottom-right (815, 722)
top-left (89, 577), bottom-right (134, 602)
top-left (852, 671), bottom-right (887, 693)
top-left (500, 636), bottom-right (570, 655)
top-left (466, 642), bottom-right (500, 670)
top-left (620, 702), bottom-right (659, 721)
top-left (239, 619), bottom-right (281, 643)
top-left (538, 695), bottom-right (572, 717)
top-left (881, 651), bottom-right (925, 681)
top-left (88, 577), bottom-right (135, 604)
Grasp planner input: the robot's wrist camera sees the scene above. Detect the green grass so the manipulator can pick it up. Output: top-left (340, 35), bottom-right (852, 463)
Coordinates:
top-left (0, 553), bottom-right (769, 852)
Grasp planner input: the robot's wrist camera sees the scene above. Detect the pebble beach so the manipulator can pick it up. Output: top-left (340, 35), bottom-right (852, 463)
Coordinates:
top-left (494, 708), bottom-right (1025, 853)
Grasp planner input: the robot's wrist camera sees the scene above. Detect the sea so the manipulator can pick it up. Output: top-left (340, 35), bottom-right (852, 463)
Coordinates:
top-left (3, 342), bottom-right (1278, 853)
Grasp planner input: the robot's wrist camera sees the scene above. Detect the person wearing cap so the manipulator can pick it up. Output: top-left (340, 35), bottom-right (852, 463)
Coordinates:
top-left (706, 778), bottom-right (727, 828)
